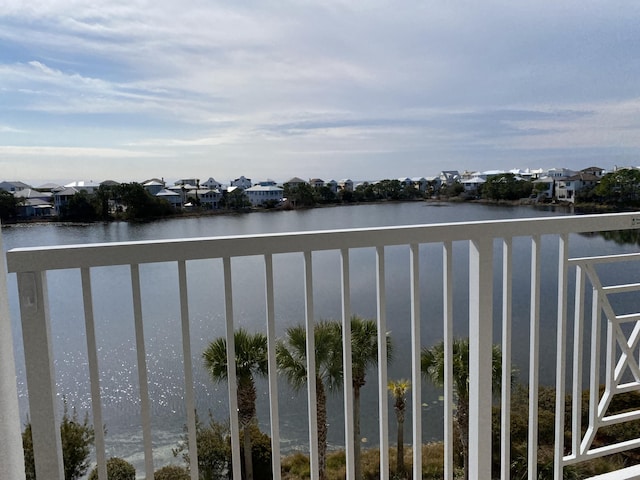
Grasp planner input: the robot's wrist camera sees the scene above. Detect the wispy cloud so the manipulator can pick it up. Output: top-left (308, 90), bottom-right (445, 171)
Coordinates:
top-left (2, 0), bottom-right (640, 184)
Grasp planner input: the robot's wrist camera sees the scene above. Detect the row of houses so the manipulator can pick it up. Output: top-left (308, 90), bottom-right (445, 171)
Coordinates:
top-left (457, 166), bottom-right (607, 202)
top-left (0, 165), bottom-right (633, 218)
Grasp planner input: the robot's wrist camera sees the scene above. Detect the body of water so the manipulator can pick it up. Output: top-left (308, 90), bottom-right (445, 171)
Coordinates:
top-left (4, 202), bottom-right (639, 470)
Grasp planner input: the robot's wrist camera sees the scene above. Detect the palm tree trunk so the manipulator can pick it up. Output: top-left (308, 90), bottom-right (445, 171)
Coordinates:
top-left (457, 398), bottom-right (469, 480)
top-left (243, 426), bottom-right (254, 480)
top-left (317, 376), bottom-right (328, 480)
top-left (397, 417), bottom-right (405, 477)
top-left (354, 384), bottom-right (361, 480)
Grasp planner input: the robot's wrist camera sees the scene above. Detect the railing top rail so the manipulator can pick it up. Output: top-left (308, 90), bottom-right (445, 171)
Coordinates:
top-left (6, 212), bottom-right (640, 273)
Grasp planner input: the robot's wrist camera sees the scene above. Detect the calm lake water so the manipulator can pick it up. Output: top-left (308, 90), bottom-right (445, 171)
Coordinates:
top-left (4, 202), bottom-right (639, 469)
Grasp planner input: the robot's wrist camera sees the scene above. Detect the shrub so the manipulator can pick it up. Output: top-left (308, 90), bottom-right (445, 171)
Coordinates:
top-left (88, 457), bottom-right (135, 480)
top-left (154, 464), bottom-right (190, 480)
top-left (22, 401), bottom-right (95, 480)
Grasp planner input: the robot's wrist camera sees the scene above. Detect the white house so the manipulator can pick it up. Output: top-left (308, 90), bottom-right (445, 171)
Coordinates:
top-left (244, 184), bottom-right (284, 206)
top-left (309, 178), bottom-right (325, 188)
top-left (556, 172), bottom-right (601, 203)
top-left (143, 180), bottom-right (165, 196)
top-left (65, 180), bottom-right (101, 194)
top-left (462, 176), bottom-right (486, 193)
top-left (231, 176), bottom-right (252, 189)
top-left (53, 187), bottom-right (81, 214)
top-left (155, 189), bottom-right (182, 208)
top-left (0, 181), bottom-right (31, 193)
top-left (410, 177), bottom-right (428, 192)
top-left (201, 177), bottom-right (223, 190)
top-left (338, 179), bottom-right (354, 192)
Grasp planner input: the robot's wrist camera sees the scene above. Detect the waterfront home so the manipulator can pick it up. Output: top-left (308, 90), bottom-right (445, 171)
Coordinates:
top-left (13, 189), bottom-right (54, 218)
top-left (0, 180), bottom-right (31, 193)
top-left (143, 180), bottom-right (165, 196)
top-left (284, 177), bottom-right (307, 188)
top-left (338, 178), bottom-right (354, 191)
top-left (231, 176), bottom-right (252, 189)
top-left (64, 180), bottom-right (101, 194)
top-left (201, 177), bottom-right (224, 190)
top-left (244, 183), bottom-right (284, 206)
top-left (155, 188), bottom-right (182, 208)
top-left (556, 172), bottom-right (601, 203)
top-left (52, 186), bottom-right (80, 215)
top-left (309, 178), bottom-right (325, 188)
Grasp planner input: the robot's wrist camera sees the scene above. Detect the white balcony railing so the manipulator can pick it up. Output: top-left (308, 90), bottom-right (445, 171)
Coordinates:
top-left (2, 212), bottom-right (640, 480)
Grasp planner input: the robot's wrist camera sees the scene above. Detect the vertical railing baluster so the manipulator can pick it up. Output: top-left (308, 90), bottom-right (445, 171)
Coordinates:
top-left (571, 266), bottom-right (585, 456)
top-left (303, 251), bottom-right (320, 480)
top-left (223, 257), bottom-right (242, 480)
top-left (527, 236), bottom-right (541, 480)
top-left (376, 246), bottom-right (389, 480)
top-left (586, 281), bottom-right (602, 453)
top-left (340, 248), bottom-right (355, 480)
top-left (501, 238), bottom-right (513, 480)
top-left (0, 229), bottom-right (26, 479)
top-left (410, 243), bottom-right (422, 480)
top-left (177, 261), bottom-right (198, 480)
top-left (553, 234), bottom-right (568, 480)
top-left (468, 237), bottom-right (493, 479)
top-left (130, 264), bottom-right (154, 479)
top-left (17, 270), bottom-right (64, 480)
top-left (443, 241), bottom-right (454, 479)
top-left (80, 267), bottom-right (107, 480)
top-left (264, 254), bottom-right (282, 480)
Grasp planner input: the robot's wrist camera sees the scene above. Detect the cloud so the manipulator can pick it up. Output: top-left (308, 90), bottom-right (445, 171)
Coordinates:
top-left (2, 0), bottom-right (640, 183)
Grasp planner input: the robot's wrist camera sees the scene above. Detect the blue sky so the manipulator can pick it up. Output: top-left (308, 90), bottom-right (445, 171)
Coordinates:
top-left (1, 1), bottom-right (640, 185)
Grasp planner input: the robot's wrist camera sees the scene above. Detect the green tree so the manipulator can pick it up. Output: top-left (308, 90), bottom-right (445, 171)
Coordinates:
top-left (421, 338), bottom-right (503, 480)
top-left (222, 189), bottom-right (251, 210)
top-left (154, 465), bottom-right (190, 480)
top-left (173, 412), bottom-right (231, 480)
top-left (88, 457), bottom-right (135, 480)
top-left (92, 184), bottom-right (114, 220)
top-left (23, 402), bottom-right (95, 480)
top-left (482, 173), bottom-right (532, 201)
top-left (350, 316), bottom-right (392, 480)
top-left (388, 379), bottom-right (410, 479)
top-left (117, 183), bottom-right (174, 220)
top-left (0, 189), bottom-right (19, 221)
top-left (60, 191), bottom-right (98, 222)
top-left (284, 182), bottom-right (316, 207)
top-left (594, 168), bottom-right (640, 205)
top-left (276, 321), bottom-right (343, 480)
top-left (202, 329), bottom-right (268, 480)
top-left (313, 186), bottom-right (338, 204)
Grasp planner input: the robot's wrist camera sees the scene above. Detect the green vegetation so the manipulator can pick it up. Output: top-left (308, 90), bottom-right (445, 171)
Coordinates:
top-left (23, 401), bottom-right (95, 480)
top-left (388, 379), bottom-right (411, 478)
top-left (0, 189), bottom-right (19, 221)
top-left (276, 321), bottom-right (343, 480)
top-left (482, 173), bottom-right (533, 201)
top-left (593, 168), bottom-right (640, 206)
top-left (153, 465), bottom-right (190, 480)
top-left (87, 457), bottom-right (135, 480)
top-left (421, 339), bottom-right (504, 480)
top-left (203, 328), bottom-right (269, 480)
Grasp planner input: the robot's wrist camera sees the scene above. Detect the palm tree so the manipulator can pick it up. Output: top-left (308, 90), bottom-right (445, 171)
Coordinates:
top-left (388, 379), bottom-right (410, 479)
top-left (276, 321), bottom-right (342, 480)
top-left (203, 328), bottom-right (268, 480)
top-left (421, 338), bottom-right (503, 480)
top-left (350, 316), bottom-right (392, 480)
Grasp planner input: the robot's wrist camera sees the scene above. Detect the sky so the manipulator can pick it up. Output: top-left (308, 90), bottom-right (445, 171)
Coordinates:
top-left (1, 1), bottom-right (640, 186)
